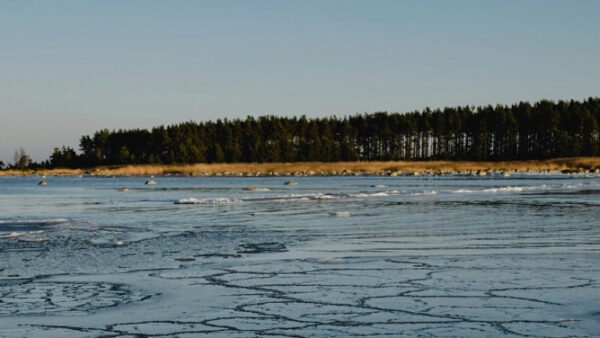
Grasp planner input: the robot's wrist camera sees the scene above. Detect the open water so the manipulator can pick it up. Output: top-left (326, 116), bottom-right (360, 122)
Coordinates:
top-left (0, 174), bottom-right (599, 337)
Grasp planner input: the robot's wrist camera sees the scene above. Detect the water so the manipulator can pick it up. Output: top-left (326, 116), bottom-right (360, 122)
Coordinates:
top-left (0, 174), bottom-right (599, 337)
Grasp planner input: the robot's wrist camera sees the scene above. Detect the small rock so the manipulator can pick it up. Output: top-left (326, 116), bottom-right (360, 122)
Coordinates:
top-left (145, 180), bottom-right (157, 185)
top-left (284, 180), bottom-right (297, 186)
top-left (38, 180), bottom-right (47, 186)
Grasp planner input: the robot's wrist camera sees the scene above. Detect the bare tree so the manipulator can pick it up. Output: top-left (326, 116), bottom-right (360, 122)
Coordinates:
top-left (13, 147), bottom-right (31, 170)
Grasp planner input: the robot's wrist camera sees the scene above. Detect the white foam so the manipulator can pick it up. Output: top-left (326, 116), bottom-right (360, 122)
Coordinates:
top-left (331, 211), bottom-right (351, 217)
top-left (346, 190), bottom-right (401, 198)
top-left (482, 186), bottom-right (525, 193)
top-left (347, 192), bottom-right (389, 198)
top-left (243, 187), bottom-right (270, 191)
top-left (176, 194), bottom-right (339, 205)
top-left (0, 232), bottom-right (28, 239)
top-left (453, 188), bottom-right (477, 193)
top-left (245, 193), bottom-right (335, 202)
top-left (0, 230), bottom-right (44, 239)
top-left (411, 190), bottom-right (437, 196)
top-left (175, 189), bottom-right (431, 206)
top-left (562, 182), bottom-right (599, 189)
top-left (176, 197), bottom-right (238, 205)
top-left (452, 185), bottom-right (551, 194)
top-left (311, 194), bottom-right (335, 200)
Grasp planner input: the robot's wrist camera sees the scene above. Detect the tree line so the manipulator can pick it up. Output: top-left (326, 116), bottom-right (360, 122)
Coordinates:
top-left (15, 97), bottom-right (600, 169)
top-left (0, 147), bottom-right (32, 170)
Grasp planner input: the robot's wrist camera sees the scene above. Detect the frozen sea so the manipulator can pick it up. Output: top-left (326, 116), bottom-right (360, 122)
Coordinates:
top-left (0, 174), bottom-right (599, 337)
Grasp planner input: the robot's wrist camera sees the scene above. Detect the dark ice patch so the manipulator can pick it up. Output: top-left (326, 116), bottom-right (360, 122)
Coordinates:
top-left (238, 242), bottom-right (287, 254)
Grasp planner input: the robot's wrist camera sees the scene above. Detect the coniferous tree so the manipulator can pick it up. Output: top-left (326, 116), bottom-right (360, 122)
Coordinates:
top-left (38, 97), bottom-right (600, 168)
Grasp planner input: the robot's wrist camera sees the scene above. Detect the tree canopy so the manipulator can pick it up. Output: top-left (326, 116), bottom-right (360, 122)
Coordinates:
top-left (44, 98), bottom-right (600, 167)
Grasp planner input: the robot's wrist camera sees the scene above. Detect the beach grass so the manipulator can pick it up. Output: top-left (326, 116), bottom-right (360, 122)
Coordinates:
top-left (2, 157), bottom-right (600, 176)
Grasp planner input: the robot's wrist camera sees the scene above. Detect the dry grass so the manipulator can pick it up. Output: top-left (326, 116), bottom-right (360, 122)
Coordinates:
top-left (2, 157), bottom-right (600, 176)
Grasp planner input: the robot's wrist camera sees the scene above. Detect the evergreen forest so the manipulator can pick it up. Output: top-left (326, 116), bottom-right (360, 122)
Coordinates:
top-left (45, 98), bottom-right (600, 168)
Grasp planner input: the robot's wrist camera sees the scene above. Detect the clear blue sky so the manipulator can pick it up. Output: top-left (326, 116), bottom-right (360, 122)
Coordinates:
top-left (1, 0), bottom-right (599, 162)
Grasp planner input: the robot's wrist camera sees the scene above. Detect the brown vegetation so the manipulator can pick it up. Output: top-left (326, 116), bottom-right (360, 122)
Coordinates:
top-left (2, 157), bottom-right (600, 177)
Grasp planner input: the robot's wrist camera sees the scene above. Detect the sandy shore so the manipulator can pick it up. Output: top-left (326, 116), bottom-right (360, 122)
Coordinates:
top-left (2, 157), bottom-right (600, 177)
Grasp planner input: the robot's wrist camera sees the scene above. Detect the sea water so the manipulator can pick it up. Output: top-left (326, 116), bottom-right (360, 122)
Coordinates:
top-left (0, 174), bottom-right (599, 337)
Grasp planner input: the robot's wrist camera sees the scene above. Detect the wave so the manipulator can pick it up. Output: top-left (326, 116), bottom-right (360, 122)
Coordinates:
top-left (452, 185), bottom-right (552, 194)
top-left (450, 181), bottom-right (600, 195)
top-left (249, 187), bottom-right (270, 192)
top-left (346, 191), bottom-right (397, 198)
top-left (269, 193), bottom-right (335, 202)
top-left (0, 230), bottom-right (45, 239)
top-left (175, 190), bottom-right (414, 205)
top-left (411, 190), bottom-right (438, 196)
top-left (260, 193), bottom-right (335, 201)
top-left (176, 197), bottom-right (239, 205)
top-left (561, 182), bottom-right (600, 189)
top-left (174, 183), bottom-right (600, 205)
top-left (331, 211), bottom-right (351, 217)
top-left (0, 218), bottom-right (72, 232)
top-left (175, 193), bottom-right (334, 204)
top-left (529, 189), bottom-right (600, 196)
top-left (0, 218), bottom-right (73, 240)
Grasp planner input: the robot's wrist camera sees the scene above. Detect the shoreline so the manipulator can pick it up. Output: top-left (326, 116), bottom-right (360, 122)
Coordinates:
top-left (1, 157), bottom-right (600, 177)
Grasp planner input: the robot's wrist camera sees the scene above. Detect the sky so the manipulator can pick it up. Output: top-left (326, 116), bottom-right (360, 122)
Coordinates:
top-left (1, 1), bottom-right (599, 162)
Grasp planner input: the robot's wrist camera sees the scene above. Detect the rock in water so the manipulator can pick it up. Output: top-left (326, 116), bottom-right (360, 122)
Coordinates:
top-left (145, 180), bottom-right (157, 185)
top-left (284, 180), bottom-right (297, 185)
top-left (120, 188), bottom-right (129, 192)
top-left (243, 186), bottom-right (257, 190)
top-left (38, 180), bottom-right (47, 186)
